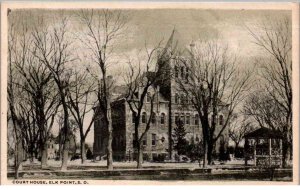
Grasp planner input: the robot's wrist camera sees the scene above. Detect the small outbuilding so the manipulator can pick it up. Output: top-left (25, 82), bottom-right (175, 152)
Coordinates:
top-left (244, 127), bottom-right (283, 167)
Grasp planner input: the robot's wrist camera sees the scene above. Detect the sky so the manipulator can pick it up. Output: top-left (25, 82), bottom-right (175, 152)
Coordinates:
top-left (8, 8), bottom-right (291, 146)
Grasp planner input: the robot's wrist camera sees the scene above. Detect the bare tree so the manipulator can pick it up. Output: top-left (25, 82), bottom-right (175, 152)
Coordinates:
top-left (67, 71), bottom-right (97, 163)
top-left (124, 43), bottom-right (168, 168)
top-left (77, 9), bottom-right (128, 170)
top-left (31, 16), bottom-right (75, 171)
top-left (13, 28), bottom-right (60, 168)
top-left (8, 18), bottom-right (61, 173)
top-left (244, 90), bottom-right (290, 165)
top-left (246, 17), bottom-right (292, 167)
top-left (8, 23), bottom-right (24, 178)
top-left (176, 41), bottom-right (251, 167)
top-left (228, 115), bottom-right (254, 156)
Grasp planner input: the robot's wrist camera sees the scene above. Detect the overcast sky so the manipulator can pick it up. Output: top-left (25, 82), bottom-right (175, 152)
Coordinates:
top-left (9, 9), bottom-right (291, 145)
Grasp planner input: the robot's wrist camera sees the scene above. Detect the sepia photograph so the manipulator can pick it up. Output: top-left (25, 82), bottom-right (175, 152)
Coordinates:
top-left (1, 2), bottom-right (299, 185)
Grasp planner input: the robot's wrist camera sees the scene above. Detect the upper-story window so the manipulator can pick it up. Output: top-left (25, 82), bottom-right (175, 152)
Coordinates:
top-left (142, 135), bottom-right (147, 146)
top-left (195, 114), bottom-right (199, 125)
top-left (146, 92), bottom-right (151, 102)
top-left (175, 93), bottom-right (179, 104)
top-left (180, 114), bottom-right (185, 124)
top-left (132, 112), bottom-right (136, 123)
top-left (175, 65), bottom-right (179, 78)
top-left (142, 112), bottom-right (147, 123)
top-left (185, 67), bottom-right (189, 82)
top-left (152, 134), bottom-right (156, 146)
top-left (175, 113), bottom-right (179, 125)
top-left (151, 112), bottom-right (156, 124)
top-left (181, 66), bottom-right (185, 78)
top-left (132, 133), bottom-right (137, 148)
top-left (181, 94), bottom-right (187, 105)
top-left (219, 115), bottom-right (224, 125)
top-left (186, 114), bottom-right (190, 125)
top-left (161, 113), bottom-right (165, 125)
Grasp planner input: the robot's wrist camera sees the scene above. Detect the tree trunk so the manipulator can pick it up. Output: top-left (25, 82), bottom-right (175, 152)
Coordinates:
top-left (14, 160), bottom-right (22, 179)
top-left (234, 142), bottom-right (240, 158)
top-left (207, 142), bottom-right (214, 165)
top-left (14, 139), bottom-right (23, 179)
top-left (282, 140), bottom-right (288, 168)
top-left (137, 143), bottom-right (143, 168)
top-left (61, 140), bottom-right (69, 171)
top-left (106, 97), bottom-right (114, 170)
top-left (289, 144), bottom-right (293, 161)
top-left (203, 141), bottom-right (207, 168)
top-left (41, 143), bottom-right (48, 169)
top-left (81, 139), bottom-right (86, 164)
top-left (30, 151), bottom-right (34, 164)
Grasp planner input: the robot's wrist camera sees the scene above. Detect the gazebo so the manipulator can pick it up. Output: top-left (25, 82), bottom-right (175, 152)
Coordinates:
top-left (244, 127), bottom-right (283, 167)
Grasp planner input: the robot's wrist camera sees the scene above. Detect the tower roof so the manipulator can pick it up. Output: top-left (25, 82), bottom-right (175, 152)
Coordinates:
top-left (160, 28), bottom-right (178, 59)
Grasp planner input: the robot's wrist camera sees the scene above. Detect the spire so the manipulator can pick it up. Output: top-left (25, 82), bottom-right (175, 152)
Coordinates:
top-left (164, 27), bottom-right (176, 50)
top-left (160, 27), bottom-right (178, 58)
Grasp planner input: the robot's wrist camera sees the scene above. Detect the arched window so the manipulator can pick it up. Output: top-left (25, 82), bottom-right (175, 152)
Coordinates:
top-left (175, 93), bottom-right (179, 104)
top-left (195, 114), bottom-right (199, 125)
top-left (219, 115), bottom-right (224, 125)
top-left (181, 94), bottom-right (185, 105)
top-left (185, 67), bottom-right (189, 82)
top-left (161, 113), bottom-right (165, 125)
top-left (142, 112), bottom-right (147, 123)
top-left (151, 112), bottom-right (156, 124)
top-left (181, 66), bottom-right (185, 78)
top-left (195, 135), bottom-right (200, 142)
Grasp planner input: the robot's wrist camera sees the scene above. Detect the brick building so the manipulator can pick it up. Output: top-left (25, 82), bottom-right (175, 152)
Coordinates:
top-left (93, 30), bottom-right (229, 161)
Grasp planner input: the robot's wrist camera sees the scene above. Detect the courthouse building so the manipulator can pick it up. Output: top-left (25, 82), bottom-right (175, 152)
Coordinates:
top-left (93, 30), bottom-right (229, 161)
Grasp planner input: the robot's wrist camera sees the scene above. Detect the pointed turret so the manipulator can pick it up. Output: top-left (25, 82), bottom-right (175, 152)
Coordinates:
top-left (160, 27), bottom-right (178, 59)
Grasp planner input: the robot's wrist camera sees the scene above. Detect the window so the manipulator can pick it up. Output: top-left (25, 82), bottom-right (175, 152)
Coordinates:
top-left (142, 112), bottom-right (147, 123)
top-left (181, 94), bottom-right (186, 105)
top-left (142, 135), bottom-right (147, 146)
top-left (186, 114), bottom-right (190, 125)
top-left (180, 94), bottom-right (184, 105)
top-left (185, 68), bottom-right (189, 82)
top-left (219, 115), bottom-right (224, 125)
top-left (175, 65), bottom-right (179, 78)
top-left (175, 113), bottom-right (179, 125)
top-left (132, 112), bottom-right (136, 123)
top-left (181, 114), bottom-right (185, 124)
top-left (152, 134), bottom-right (156, 146)
top-left (196, 135), bottom-right (199, 142)
top-left (133, 133), bottom-right (137, 148)
top-left (151, 112), bottom-right (156, 124)
top-left (175, 93), bottom-right (179, 104)
top-left (195, 114), bottom-right (199, 125)
top-left (146, 92), bottom-right (151, 102)
top-left (161, 113), bottom-right (165, 124)
top-left (181, 66), bottom-right (185, 78)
